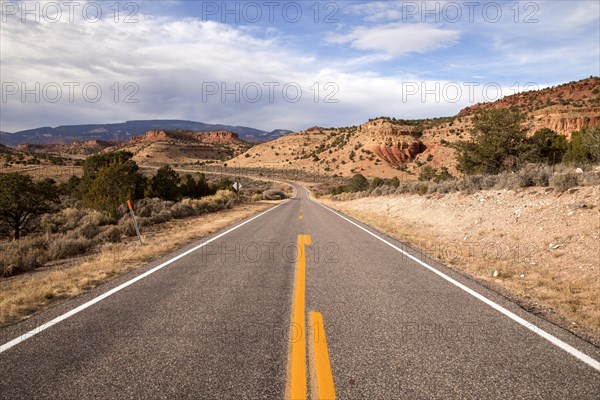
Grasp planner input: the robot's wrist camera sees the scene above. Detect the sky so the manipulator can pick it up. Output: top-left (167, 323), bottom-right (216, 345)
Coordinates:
top-left (1, 0), bottom-right (599, 133)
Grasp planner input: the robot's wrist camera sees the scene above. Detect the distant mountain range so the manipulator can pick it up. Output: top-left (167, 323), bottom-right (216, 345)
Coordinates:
top-left (0, 120), bottom-right (293, 147)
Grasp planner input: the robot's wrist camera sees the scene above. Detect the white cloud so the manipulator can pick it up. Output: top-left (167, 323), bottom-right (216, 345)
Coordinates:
top-left (327, 23), bottom-right (459, 56)
top-left (0, 0), bottom-right (597, 134)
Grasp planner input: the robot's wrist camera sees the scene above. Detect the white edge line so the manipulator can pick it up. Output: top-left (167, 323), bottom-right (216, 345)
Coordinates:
top-left (0, 201), bottom-right (288, 354)
top-left (314, 200), bottom-right (600, 372)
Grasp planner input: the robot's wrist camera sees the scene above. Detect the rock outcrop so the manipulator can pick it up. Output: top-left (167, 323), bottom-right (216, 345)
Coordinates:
top-left (16, 140), bottom-right (116, 155)
top-left (371, 141), bottom-right (426, 168)
top-left (130, 130), bottom-right (242, 144)
top-left (358, 119), bottom-right (422, 138)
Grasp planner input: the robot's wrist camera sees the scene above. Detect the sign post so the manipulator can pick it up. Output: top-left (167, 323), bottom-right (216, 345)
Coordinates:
top-left (127, 200), bottom-right (143, 246)
top-left (232, 181), bottom-right (242, 201)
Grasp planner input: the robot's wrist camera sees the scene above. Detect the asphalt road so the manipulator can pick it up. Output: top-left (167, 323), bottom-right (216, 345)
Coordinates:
top-left (1, 184), bottom-right (599, 399)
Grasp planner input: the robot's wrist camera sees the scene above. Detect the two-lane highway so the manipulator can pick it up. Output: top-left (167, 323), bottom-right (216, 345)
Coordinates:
top-left (1, 184), bottom-right (599, 399)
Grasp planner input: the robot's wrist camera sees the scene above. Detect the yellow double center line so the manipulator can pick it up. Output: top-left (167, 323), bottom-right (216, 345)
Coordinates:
top-left (286, 234), bottom-right (336, 400)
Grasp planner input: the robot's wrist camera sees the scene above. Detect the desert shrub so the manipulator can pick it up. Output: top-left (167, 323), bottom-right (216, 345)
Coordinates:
top-left (171, 202), bottom-right (195, 219)
top-left (144, 210), bottom-right (173, 226)
top-left (100, 226), bottom-right (122, 243)
top-left (262, 189), bottom-right (286, 200)
top-left (251, 193), bottom-right (263, 202)
top-left (118, 217), bottom-right (137, 237)
top-left (135, 198), bottom-right (173, 218)
top-left (395, 182), bottom-right (412, 194)
top-left (0, 236), bottom-right (49, 276)
top-left (580, 171), bottom-right (600, 186)
top-left (212, 190), bottom-right (236, 204)
top-left (458, 175), bottom-right (484, 193)
top-left (62, 208), bottom-right (86, 231)
top-left (41, 212), bottom-right (67, 234)
top-left (549, 173), bottom-right (580, 191)
top-left (517, 164), bottom-right (552, 187)
top-left (416, 184), bottom-right (429, 196)
top-left (435, 180), bottom-right (459, 194)
top-left (48, 236), bottom-right (94, 260)
top-left (184, 198), bottom-right (209, 214)
top-left (76, 219), bottom-right (102, 240)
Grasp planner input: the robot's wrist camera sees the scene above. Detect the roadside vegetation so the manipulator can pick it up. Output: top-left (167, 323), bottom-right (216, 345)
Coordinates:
top-left (0, 151), bottom-right (284, 278)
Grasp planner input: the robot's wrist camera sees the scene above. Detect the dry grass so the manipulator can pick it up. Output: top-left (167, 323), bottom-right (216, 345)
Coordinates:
top-left (321, 187), bottom-right (600, 343)
top-left (0, 201), bottom-right (275, 327)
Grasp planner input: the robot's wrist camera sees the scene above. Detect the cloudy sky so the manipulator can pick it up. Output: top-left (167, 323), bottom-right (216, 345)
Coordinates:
top-left (1, 0), bottom-right (598, 133)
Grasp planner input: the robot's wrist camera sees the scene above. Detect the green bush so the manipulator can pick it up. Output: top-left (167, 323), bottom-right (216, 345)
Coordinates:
top-left (348, 174), bottom-right (369, 192)
top-left (146, 165), bottom-right (181, 201)
top-left (564, 127), bottom-right (600, 163)
top-left (83, 162), bottom-right (140, 221)
top-left (454, 109), bottom-right (528, 174)
top-left (523, 128), bottom-right (568, 164)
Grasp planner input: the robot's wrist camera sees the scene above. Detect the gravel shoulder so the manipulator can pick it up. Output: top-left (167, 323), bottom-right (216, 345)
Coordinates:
top-left (320, 185), bottom-right (600, 345)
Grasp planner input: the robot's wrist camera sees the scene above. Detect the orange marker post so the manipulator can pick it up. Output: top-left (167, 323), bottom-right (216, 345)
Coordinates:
top-left (127, 199), bottom-right (143, 245)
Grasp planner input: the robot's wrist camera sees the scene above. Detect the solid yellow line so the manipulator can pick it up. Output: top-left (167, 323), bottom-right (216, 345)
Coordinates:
top-left (309, 312), bottom-right (336, 400)
top-left (287, 234), bottom-right (311, 399)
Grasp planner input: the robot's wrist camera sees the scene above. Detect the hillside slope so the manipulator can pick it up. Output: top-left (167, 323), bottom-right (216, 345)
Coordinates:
top-left (230, 77), bottom-right (600, 178)
top-left (115, 130), bottom-right (253, 165)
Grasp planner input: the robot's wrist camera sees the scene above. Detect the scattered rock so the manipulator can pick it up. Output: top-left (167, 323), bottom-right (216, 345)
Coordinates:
top-left (568, 201), bottom-right (585, 209)
top-left (493, 270), bottom-right (499, 277)
top-left (575, 168), bottom-right (584, 174)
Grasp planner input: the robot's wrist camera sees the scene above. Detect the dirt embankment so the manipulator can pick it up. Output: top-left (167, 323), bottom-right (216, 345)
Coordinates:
top-left (321, 186), bottom-right (600, 344)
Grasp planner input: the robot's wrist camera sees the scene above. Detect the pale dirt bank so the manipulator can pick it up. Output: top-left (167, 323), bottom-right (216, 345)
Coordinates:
top-left (321, 186), bottom-right (600, 344)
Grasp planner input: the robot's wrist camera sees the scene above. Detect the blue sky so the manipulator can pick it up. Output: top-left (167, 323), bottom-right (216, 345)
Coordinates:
top-left (1, 0), bottom-right (599, 133)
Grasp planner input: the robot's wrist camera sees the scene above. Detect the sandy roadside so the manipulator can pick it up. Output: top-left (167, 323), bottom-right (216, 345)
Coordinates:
top-left (319, 186), bottom-right (600, 345)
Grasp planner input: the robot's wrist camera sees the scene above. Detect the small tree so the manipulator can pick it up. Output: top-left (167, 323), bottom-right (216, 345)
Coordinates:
top-left (0, 173), bottom-right (59, 239)
top-left (84, 163), bottom-right (138, 221)
top-left (195, 173), bottom-right (213, 197)
top-left (524, 128), bottom-right (568, 164)
top-left (179, 174), bottom-right (198, 198)
top-left (419, 165), bottom-right (437, 182)
top-left (78, 151), bottom-right (136, 197)
top-left (455, 109), bottom-right (529, 174)
top-left (582, 126), bottom-right (600, 161)
top-left (369, 177), bottom-right (384, 189)
top-left (564, 127), bottom-right (600, 163)
top-left (348, 174), bottom-right (369, 192)
top-left (147, 165), bottom-right (181, 201)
